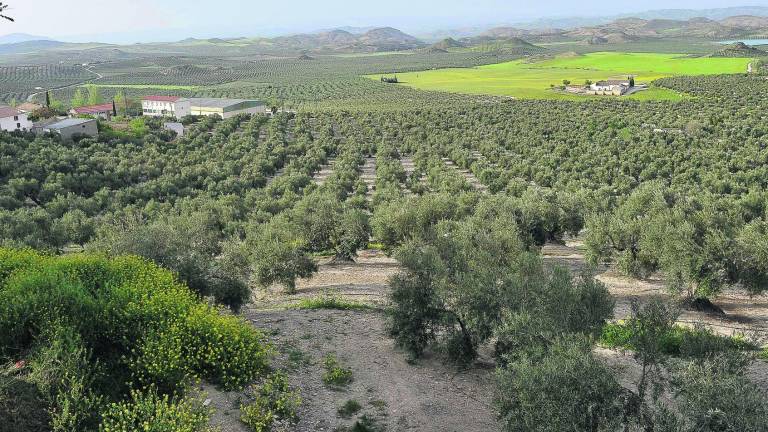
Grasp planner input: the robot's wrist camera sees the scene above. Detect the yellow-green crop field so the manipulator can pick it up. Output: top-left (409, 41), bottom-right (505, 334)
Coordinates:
top-left (369, 52), bottom-right (753, 100)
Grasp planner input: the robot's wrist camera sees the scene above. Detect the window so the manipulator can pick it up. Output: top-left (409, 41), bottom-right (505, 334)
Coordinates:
top-left (16, 123), bottom-right (21, 129)
top-left (13, 116), bottom-right (18, 121)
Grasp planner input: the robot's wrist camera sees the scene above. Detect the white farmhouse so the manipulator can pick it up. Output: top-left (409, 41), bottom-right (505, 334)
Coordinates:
top-left (589, 79), bottom-right (633, 95)
top-left (0, 106), bottom-right (33, 132)
top-left (142, 96), bottom-right (188, 117)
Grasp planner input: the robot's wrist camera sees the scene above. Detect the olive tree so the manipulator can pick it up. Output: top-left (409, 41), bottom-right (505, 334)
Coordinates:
top-left (496, 338), bottom-right (624, 432)
top-left (87, 211), bottom-right (250, 310)
top-left (246, 216), bottom-right (317, 294)
top-left (388, 212), bottom-right (526, 364)
top-left (290, 192), bottom-right (371, 261)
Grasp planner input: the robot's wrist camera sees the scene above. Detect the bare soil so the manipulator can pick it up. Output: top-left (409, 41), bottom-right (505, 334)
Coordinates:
top-left (232, 251), bottom-right (498, 432)
top-left (210, 240), bottom-right (768, 431)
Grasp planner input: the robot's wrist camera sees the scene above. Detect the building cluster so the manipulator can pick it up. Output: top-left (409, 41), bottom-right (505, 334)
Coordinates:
top-left (0, 102), bottom-right (99, 139)
top-left (140, 96), bottom-right (268, 119)
top-left (588, 79), bottom-right (633, 96)
top-left (564, 77), bottom-right (643, 97)
top-left (0, 95), bottom-right (268, 141)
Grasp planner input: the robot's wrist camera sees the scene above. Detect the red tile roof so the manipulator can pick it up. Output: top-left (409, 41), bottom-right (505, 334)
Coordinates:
top-left (70, 103), bottom-right (114, 114)
top-left (143, 95), bottom-right (181, 102)
top-left (0, 106), bottom-right (20, 118)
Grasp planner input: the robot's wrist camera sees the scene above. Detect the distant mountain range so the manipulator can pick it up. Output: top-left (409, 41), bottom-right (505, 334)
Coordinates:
top-left (479, 6), bottom-right (768, 33)
top-left (0, 33), bottom-right (53, 45)
top-left (2, 7), bottom-right (768, 61)
top-left (269, 27), bottom-right (424, 52)
top-left (472, 15), bottom-right (768, 45)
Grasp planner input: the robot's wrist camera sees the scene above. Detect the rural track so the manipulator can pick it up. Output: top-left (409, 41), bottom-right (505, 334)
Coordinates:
top-left (26, 65), bottom-right (104, 103)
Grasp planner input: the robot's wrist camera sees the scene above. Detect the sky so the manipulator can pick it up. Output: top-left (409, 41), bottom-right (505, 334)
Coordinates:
top-left (2, 0), bottom-right (768, 43)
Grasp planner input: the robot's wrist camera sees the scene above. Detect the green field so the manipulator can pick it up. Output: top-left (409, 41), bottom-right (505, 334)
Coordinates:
top-left (371, 52), bottom-right (753, 100)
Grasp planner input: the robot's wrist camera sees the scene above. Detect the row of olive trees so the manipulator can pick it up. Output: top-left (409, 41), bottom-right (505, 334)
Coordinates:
top-left (381, 193), bottom-right (768, 431)
top-left (496, 297), bottom-right (768, 432)
top-left (378, 193), bottom-right (607, 365)
top-left (585, 181), bottom-right (768, 301)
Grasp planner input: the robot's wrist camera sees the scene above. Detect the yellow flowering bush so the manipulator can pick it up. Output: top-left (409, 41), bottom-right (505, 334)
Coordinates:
top-left (0, 248), bottom-right (272, 431)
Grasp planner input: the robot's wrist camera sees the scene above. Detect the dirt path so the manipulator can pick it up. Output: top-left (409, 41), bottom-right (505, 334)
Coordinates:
top-left (542, 240), bottom-right (768, 338)
top-left (210, 241), bottom-right (768, 432)
top-left (313, 160), bottom-right (336, 186)
top-left (237, 251), bottom-right (499, 432)
top-left (26, 65), bottom-right (104, 103)
top-left (360, 157), bottom-right (376, 202)
top-left (441, 157), bottom-right (488, 193)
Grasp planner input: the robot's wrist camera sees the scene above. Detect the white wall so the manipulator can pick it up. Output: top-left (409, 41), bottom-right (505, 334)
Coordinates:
top-left (174, 100), bottom-right (191, 118)
top-left (0, 113), bottom-right (32, 132)
top-left (142, 100), bottom-right (179, 117)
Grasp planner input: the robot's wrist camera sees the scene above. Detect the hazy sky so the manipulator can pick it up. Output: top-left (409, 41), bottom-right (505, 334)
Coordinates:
top-left (3, 0), bottom-right (768, 43)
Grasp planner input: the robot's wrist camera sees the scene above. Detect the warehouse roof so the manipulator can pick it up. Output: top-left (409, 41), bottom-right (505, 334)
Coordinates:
top-left (70, 103), bottom-right (114, 115)
top-left (182, 98), bottom-right (263, 108)
top-left (45, 118), bottom-right (96, 130)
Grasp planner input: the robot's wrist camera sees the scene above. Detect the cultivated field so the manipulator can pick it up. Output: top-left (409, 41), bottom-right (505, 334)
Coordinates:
top-left (382, 52), bottom-right (754, 99)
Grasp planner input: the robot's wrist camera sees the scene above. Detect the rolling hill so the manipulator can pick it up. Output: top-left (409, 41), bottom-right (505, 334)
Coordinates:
top-left (0, 33), bottom-right (54, 45)
top-left (476, 15), bottom-right (768, 45)
top-left (710, 41), bottom-right (768, 58)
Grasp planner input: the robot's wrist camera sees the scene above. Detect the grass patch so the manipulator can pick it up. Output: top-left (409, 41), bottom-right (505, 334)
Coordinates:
top-left (600, 321), bottom-right (757, 357)
top-left (322, 354), bottom-right (354, 388)
top-left (373, 52), bottom-right (752, 100)
top-left (285, 344), bottom-right (312, 370)
top-left (292, 295), bottom-right (375, 311)
top-left (366, 242), bottom-right (385, 250)
top-left (337, 399), bottom-right (362, 418)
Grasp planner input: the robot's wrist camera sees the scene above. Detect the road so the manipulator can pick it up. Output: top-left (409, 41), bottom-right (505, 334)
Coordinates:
top-left (26, 65), bottom-right (104, 103)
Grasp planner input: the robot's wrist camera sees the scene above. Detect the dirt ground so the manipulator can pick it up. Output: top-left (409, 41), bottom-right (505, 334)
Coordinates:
top-left (209, 241), bottom-right (768, 431)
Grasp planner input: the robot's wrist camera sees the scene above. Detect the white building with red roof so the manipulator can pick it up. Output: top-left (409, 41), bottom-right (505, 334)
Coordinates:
top-left (0, 106), bottom-right (33, 132)
top-left (142, 95), bottom-right (188, 117)
top-left (69, 103), bottom-right (115, 119)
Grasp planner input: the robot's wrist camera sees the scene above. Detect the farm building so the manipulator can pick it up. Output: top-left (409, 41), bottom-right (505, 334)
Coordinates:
top-left (42, 118), bottom-right (98, 140)
top-left (163, 122), bottom-right (185, 137)
top-left (589, 79), bottom-right (632, 95)
top-left (142, 96), bottom-right (187, 117)
top-left (0, 106), bottom-right (33, 132)
top-left (176, 98), bottom-right (268, 119)
top-left (69, 103), bottom-right (115, 119)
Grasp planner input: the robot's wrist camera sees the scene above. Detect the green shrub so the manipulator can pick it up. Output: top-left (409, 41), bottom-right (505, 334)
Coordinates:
top-left (669, 355), bottom-right (768, 431)
top-left (241, 398), bottom-right (275, 432)
top-left (98, 388), bottom-right (210, 432)
top-left (337, 399), bottom-right (362, 418)
top-left (600, 322), bottom-right (756, 357)
top-left (26, 324), bottom-right (102, 431)
top-left (322, 354), bottom-right (353, 387)
top-left (496, 338), bottom-right (624, 432)
top-left (128, 305), bottom-right (272, 391)
top-left (240, 372), bottom-right (301, 432)
top-left (0, 248), bottom-right (273, 431)
top-left (87, 212), bottom-right (251, 310)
